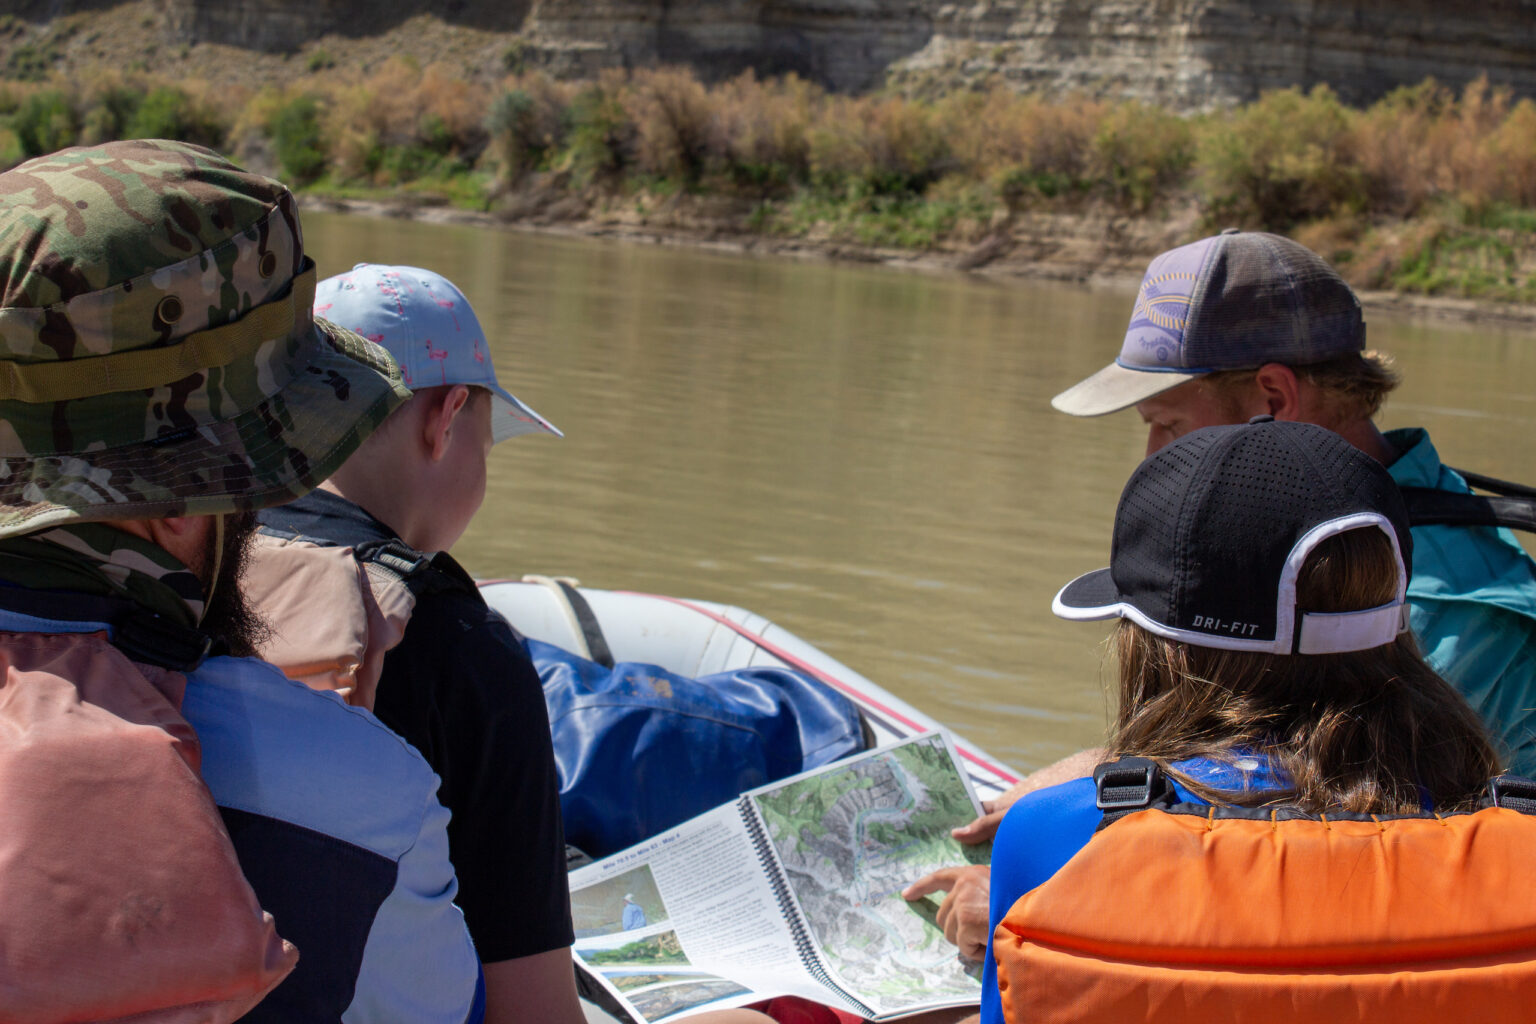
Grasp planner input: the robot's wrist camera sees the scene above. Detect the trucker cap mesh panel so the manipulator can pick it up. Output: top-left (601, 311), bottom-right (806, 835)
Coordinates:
top-left (1184, 234), bottom-right (1364, 370)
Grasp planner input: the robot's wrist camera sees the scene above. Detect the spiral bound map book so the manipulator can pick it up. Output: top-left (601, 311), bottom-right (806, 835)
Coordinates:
top-left (568, 732), bottom-right (990, 1022)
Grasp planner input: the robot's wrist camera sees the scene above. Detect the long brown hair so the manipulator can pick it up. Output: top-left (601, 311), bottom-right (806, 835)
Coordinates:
top-left (1108, 525), bottom-right (1500, 813)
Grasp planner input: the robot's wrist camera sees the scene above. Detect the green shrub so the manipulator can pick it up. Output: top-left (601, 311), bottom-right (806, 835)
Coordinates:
top-left (382, 143), bottom-right (442, 182)
top-left (709, 72), bottom-right (816, 196)
top-left (269, 94), bottom-right (326, 184)
top-left (1090, 102), bottom-right (1195, 213)
top-left (1197, 85), bottom-right (1364, 231)
top-left (416, 112), bottom-right (454, 155)
top-left (486, 87), bottom-right (559, 182)
top-left (629, 68), bottom-right (713, 184)
top-left (80, 85), bottom-right (140, 143)
top-left (809, 97), bottom-right (951, 198)
top-left (0, 81), bottom-right (25, 116)
top-left (13, 88), bottom-right (79, 157)
top-left (568, 80), bottom-right (634, 182)
top-left (125, 86), bottom-right (225, 148)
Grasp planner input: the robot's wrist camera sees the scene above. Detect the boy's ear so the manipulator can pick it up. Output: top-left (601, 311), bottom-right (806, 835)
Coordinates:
top-left (423, 384), bottom-right (472, 462)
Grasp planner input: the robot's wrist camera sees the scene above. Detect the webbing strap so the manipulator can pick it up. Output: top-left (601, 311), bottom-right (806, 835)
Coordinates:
top-left (1401, 488), bottom-right (1536, 534)
top-left (1093, 756), bottom-right (1176, 830)
top-left (521, 574), bottom-right (616, 668)
top-left (553, 579), bottom-right (615, 669)
top-left (0, 265), bottom-right (315, 403)
top-left (1486, 775), bottom-right (1536, 814)
top-left (1450, 466), bottom-right (1536, 500)
top-left (0, 584), bottom-right (217, 671)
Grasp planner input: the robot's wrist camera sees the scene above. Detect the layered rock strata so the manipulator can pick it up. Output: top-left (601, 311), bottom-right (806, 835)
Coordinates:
top-left (150, 0), bottom-right (1536, 109)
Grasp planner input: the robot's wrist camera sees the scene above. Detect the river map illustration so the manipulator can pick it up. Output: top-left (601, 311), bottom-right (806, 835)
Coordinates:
top-left (750, 735), bottom-right (987, 1013)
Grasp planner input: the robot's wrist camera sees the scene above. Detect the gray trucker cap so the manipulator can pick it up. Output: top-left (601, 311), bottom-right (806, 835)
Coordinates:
top-left (1051, 230), bottom-right (1366, 417)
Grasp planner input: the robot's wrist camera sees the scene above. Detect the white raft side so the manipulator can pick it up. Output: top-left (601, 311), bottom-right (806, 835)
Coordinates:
top-left (478, 580), bottom-right (1019, 802)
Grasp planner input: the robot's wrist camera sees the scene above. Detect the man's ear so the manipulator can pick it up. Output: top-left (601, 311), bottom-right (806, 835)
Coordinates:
top-left (127, 516), bottom-right (213, 576)
top-left (423, 384), bottom-right (472, 462)
top-left (1253, 363), bottom-right (1304, 419)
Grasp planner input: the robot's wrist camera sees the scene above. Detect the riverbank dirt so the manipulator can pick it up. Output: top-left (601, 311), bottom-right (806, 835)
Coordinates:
top-left (305, 192), bottom-right (1536, 331)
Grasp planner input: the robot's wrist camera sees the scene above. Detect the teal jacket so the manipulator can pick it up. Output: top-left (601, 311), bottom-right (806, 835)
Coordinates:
top-left (1388, 428), bottom-right (1536, 775)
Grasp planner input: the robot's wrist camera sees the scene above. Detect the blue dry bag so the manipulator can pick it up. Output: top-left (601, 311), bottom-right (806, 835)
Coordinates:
top-left (532, 638), bottom-right (870, 858)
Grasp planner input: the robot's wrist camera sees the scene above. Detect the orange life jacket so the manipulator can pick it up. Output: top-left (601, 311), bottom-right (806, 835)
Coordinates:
top-left (993, 757), bottom-right (1536, 1024)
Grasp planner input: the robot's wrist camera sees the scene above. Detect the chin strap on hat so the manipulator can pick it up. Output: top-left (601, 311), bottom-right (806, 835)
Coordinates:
top-left (199, 512), bottom-right (226, 627)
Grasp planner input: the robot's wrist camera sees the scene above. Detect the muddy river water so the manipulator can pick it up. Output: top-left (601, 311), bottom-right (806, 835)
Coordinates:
top-left (303, 211), bottom-right (1536, 774)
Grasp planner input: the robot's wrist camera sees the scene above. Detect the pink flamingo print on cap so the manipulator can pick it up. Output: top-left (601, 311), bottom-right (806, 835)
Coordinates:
top-left (472, 339), bottom-right (486, 365)
top-left (435, 298), bottom-right (461, 332)
top-left (425, 339), bottom-right (449, 383)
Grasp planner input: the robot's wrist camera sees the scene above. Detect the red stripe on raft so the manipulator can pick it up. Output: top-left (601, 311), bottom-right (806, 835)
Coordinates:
top-left (623, 591), bottom-right (1019, 786)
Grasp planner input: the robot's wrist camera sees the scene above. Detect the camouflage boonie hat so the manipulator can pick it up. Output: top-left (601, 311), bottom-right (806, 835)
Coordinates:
top-left (0, 139), bottom-right (410, 537)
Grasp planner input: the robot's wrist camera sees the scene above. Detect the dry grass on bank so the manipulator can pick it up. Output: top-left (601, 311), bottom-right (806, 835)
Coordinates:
top-left (2, 63), bottom-right (1535, 302)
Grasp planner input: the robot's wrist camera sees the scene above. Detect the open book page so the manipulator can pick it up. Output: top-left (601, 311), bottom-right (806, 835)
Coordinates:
top-left (569, 803), bottom-right (843, 1022)
top-left (744, 732), bottom-right (989, 1019)
top-left (568, 733), bottom-right (989, 1022)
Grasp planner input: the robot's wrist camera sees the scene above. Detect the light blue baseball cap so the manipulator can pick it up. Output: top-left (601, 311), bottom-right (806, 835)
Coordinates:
top-left (314, 263), bottom-right (562, 442)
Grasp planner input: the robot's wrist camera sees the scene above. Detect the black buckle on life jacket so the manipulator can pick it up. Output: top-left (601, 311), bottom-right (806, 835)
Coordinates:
top-left (356, 538), bottom-right (432, 581)
top-left (353, 538), bottom-right (473, 600)
top-left (1485, 774), bottom-right (1536, 815)
top-left (1094, 756), bottom-right (1177, 830)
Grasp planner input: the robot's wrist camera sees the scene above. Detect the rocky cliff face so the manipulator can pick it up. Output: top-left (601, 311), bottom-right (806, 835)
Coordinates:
top-left (521, 1), bottom-right (935, 92)
top-left (893, 0), bottom-right (1536, 108)
top-left (152, 0), bottom-right (1536, 109)
top-left (161, 0), bottom-right (532, 53)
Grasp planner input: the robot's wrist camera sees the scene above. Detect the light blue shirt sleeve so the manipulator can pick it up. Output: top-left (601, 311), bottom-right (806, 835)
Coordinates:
top-left (184, 655), bottom-right (481, 1024)
top-left (345, 782), bottom-right (481, 1024)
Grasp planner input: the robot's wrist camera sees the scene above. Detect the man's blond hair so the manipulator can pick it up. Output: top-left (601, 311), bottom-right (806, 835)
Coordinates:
top-left (1204, 351), bottom-right (1400, 425)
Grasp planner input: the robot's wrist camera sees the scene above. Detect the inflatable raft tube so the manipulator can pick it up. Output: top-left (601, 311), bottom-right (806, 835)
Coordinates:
top-left (479, 578), bottom-right (1019, 803)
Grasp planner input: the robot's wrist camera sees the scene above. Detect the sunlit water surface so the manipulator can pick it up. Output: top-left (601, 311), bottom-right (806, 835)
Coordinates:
top-left (304, 212), bottom-right (1536, 774)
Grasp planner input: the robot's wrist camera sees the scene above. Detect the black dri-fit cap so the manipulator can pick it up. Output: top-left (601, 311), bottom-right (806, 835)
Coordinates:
top-left (1053, 418), bottom-right (1412, 654)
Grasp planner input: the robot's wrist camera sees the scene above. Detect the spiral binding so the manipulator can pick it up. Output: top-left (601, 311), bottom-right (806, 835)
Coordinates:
top-left (738, 794), bottom-right (877, 1019)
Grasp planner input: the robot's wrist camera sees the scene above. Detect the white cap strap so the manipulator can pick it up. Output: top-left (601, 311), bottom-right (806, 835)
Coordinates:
top-left (1295, 601), bottom-right (1407, 655)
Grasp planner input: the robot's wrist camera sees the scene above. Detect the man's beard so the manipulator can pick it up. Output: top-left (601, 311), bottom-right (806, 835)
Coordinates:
top-left (198, 509), bottom-right (273, 659)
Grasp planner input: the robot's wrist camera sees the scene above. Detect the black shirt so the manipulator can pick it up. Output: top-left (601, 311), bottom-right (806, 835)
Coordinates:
top-left (258, 490), bottom-right (574, 962)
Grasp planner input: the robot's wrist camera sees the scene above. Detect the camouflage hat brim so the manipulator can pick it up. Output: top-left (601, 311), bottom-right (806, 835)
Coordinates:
top-left (0, 140), bottom-right (412, 538)
top-left (0, 314), bottom-right (409, 537)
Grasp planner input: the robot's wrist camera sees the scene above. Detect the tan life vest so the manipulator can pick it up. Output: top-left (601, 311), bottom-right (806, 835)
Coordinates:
top-left (992, 758), bottom-right (1536, 1024)
top-left (0, 628), bottom-right (298, 1022)
top-left (244, 531), bottom-right (418, 710)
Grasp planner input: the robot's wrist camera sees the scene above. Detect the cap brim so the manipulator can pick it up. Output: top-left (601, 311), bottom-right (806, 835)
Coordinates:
top-left (0, 318), bottom-right (410, 537)
top-left (1051, 568), bottom-right (1126, 621)
top-left (487, 383), bottom-right (562, 443)
top-left (1051, 362), bottom-right (1204, 417)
